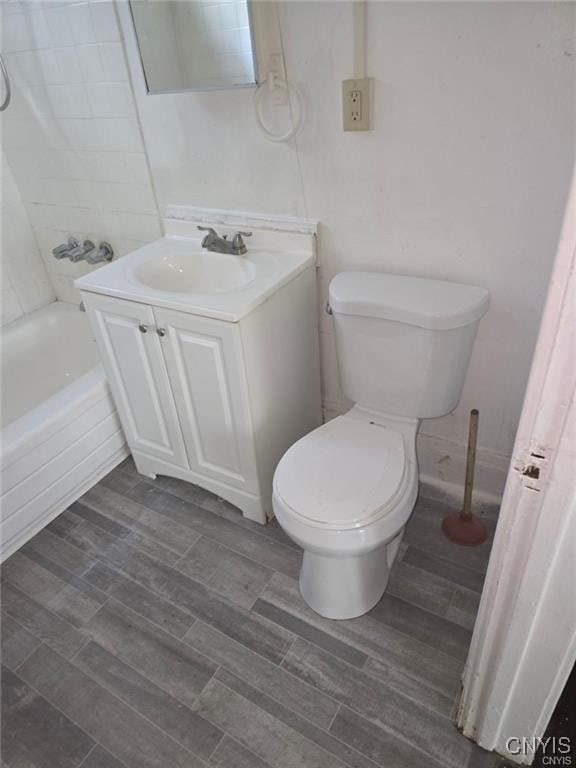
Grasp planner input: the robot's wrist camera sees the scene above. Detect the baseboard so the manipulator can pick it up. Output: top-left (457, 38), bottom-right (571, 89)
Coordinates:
top-left (417, 432), bottom-right (508, 514)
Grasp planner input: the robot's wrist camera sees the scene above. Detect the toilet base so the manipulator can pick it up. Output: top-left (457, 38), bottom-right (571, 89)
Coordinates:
top-left (299, 530), bottom-right (404, 620)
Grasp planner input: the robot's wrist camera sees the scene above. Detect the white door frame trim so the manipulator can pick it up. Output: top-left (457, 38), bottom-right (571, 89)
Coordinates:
top-left (457, 168), bottom-right (576, 764)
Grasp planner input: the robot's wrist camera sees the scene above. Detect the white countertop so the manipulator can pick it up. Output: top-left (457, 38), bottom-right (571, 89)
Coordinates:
top-left (75, 227), bottom-right (316, 323)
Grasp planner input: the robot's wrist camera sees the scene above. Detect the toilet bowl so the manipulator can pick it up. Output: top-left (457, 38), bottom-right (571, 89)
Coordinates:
top-left (273, 408), bottom-right (419, 619)
top-left (273, 271), bottom-right (490, 620)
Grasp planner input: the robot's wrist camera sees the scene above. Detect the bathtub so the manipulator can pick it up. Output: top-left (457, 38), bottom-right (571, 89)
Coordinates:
top-left (1, 301), bottom-right (128, 561)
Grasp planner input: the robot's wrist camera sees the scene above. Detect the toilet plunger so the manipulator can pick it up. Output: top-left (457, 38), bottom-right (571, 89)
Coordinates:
top-left (441, 409), bottom-right (488, 546)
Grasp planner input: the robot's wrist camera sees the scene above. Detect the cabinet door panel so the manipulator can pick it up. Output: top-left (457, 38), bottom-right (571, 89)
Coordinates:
top-left (155, 308), bottom-right (258, 492)
top-left (82, 294), bottom-right (188, 468)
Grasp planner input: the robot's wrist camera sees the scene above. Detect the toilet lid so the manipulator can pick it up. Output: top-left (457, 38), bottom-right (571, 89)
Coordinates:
top-left (274, 416), bottom-right (406, 527)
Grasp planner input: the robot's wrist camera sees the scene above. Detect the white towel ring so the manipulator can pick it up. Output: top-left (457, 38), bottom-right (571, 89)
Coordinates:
top-left (254, 74), bottom-right (303, 143)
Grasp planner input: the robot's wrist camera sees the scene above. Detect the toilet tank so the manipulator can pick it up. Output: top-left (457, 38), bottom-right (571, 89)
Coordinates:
top-left (329, 272), bottom-right (490, 419)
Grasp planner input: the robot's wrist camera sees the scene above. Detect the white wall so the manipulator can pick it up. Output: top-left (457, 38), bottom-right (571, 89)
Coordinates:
top-left (122, 0), bottom-right (575, 502)
top-left (1, 0), bottom-right (162, 305)
top-left (1, 149), bottom-right (54, 326)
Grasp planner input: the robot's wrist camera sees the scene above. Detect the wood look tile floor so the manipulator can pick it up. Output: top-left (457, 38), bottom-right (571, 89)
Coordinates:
top-left (2, 458), bottom-right (501, 768)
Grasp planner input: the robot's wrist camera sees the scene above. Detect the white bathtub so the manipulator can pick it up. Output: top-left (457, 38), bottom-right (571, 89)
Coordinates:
top-left (1, 301), bottom-right (128, 561)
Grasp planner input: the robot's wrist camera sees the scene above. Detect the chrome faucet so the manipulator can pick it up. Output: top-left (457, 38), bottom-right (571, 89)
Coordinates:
top-left (52, 237), bottom-right (79, 259)
top-left (86, 242), bottom-right (114, 264)
top-left (67, 239), bottom-right (95, 262)
top-left (52, 238), bottom-right (114, 264)
top-left (197, 226), bottom-right (252, 255)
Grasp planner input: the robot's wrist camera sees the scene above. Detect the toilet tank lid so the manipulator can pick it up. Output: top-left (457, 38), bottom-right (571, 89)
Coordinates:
top-left (329, 272), bottom-right (490, 330)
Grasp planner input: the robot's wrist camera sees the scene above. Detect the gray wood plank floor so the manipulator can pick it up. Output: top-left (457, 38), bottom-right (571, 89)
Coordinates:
top-left (1, 458), bottom-right (501, 768)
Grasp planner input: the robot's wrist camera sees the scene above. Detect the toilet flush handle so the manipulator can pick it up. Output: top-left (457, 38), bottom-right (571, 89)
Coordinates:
top-left (326, 301), bottom-right (333, 315)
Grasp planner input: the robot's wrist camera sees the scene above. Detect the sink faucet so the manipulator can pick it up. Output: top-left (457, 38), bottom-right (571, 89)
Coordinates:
top-left (197, 226), bottom-right (252, 255)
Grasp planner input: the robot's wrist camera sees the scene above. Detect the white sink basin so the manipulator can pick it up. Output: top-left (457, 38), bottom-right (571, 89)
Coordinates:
top-left (133, 251), bottom-right (257, 294)
top-left (75, 229), bottom-right (316, 323)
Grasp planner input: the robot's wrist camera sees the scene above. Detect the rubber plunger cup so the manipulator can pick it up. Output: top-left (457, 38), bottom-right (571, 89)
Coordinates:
top-left (441, 409), bottom-right (488, 546)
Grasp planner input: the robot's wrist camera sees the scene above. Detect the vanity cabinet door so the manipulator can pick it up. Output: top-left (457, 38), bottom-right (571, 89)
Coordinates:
top-left (82, 293), bottom-right (189, 469)
top-left (154, 307), bottom-right (259, 494)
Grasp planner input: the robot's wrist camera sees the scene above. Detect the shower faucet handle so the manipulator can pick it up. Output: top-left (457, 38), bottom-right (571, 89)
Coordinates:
top-left (67, 239), bottom-right (95, 262)
top-left (52, 237), bottom-right (79, 259)
top-left (86, 242), bottom-right (114, 264)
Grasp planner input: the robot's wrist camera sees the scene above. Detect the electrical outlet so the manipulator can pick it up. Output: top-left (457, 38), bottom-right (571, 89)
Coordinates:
top-left (343, 78), bottom-right (371, 131)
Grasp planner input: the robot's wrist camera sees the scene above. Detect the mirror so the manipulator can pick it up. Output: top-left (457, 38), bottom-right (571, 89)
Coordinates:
top-left (129, 0), bottom-right (258, 93)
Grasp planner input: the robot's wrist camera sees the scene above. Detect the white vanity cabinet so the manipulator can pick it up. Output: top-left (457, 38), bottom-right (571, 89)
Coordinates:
top-left (82, 295), bottom-right (189, 469)
top-left (153, 306), bottom-right (259, 495)
top-left (80, 260), bottom-right (321, 524)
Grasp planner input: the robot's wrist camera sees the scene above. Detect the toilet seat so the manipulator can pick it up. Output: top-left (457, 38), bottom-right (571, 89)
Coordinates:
top-left (273, 415), bottom-right (407, 530)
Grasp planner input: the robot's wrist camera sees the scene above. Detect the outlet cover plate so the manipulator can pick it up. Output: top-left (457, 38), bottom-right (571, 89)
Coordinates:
top-left (342, 78), bottom-right (372, 131)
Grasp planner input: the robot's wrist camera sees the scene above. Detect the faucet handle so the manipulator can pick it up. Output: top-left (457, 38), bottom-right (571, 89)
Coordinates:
top-left (86, 242), bottom-right (114, 264)
top-left (68, 239), bottom-right (95, 262)
top-left (232, 231), bottom-right (252, 254)
top-left (197, 226), bottom-right (218, 236)
top-left (52, 236), bottom-right (79, 259)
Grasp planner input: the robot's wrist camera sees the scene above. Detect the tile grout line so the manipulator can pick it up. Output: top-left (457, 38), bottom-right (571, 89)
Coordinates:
top-left (32, 526), bottom-right (285, 653)
top-left (338, 702), bottom-right (448, 768)
top-left (22, 536), bottom-right (199, 641)
top-left (171, 534), bottom-right (202, 568)
top-left (404, 541), bottom-right (488, 583)
top-left (257, 593), bottom-right (465, 722)
top-left (186, 619), bottom-right (356, 730)
top-left (261, 587), bottom-right (465, 690)
top-left (82, 561), bottom-right (197, 638)
top-left (84, 594), bottom-right (205, 662)
top-left (212, 734), bottom-right (275, 768)
top-left (132, 470), bottom-right (299, 548)
top-left (118, 479), bottom-right (301, 559)
top-left (77, 742), bottom-right (99, 768)
top-left (6, 648), bottom-right (100, 766)
top-left (386, 560), bottom-right (459, 618)
top-left (213, 678), bottom-right (384, 768)
top-left (2, 580), bottom-right (94, 639)
top-left (3, 551), bottom-right (107, 620)
top-left (246, 569), bottom-right (278, 613)
top-left (277, 626), bottom-right (463, 727)
top-left (33, 635), bottom-right (215, 767)
top-left (69, 487), bottom-right (298, 581)
top-left (367, 596), bottom-right (472, 664)
top-left (326, 702), bottom-right (342, 733)
top-left (241, 584), bottom-right (461, 730)
top-left (41, 521), bottom-right (303, 663)
top-left (10, 635), bottom-right (44, 675)
top-left (201, 664), bottom-right (227, 764)
top-left (70, 496), bottom-right (187, 562)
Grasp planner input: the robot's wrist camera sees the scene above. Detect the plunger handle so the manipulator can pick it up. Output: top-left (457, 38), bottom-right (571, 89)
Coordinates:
top-left (462, 409), bottom-right (479, 521)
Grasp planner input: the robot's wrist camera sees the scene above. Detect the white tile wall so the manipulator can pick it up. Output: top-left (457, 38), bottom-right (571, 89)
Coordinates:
top-left (1, 151), bottom-right (55, 326)
top-left (1, 0), bottom-right (162, 305)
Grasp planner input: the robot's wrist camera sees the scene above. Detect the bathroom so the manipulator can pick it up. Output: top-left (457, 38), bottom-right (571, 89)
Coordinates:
top-left (1, 0), bottom-right (575, 766)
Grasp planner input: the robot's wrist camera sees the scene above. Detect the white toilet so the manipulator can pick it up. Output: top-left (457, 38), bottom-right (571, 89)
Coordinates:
top-left (273, 271), bottom-right (490, 620)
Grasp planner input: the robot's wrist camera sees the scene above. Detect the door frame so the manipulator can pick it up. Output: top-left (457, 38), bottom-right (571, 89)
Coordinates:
top-left (457, 169), bottom-right (576, 764)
